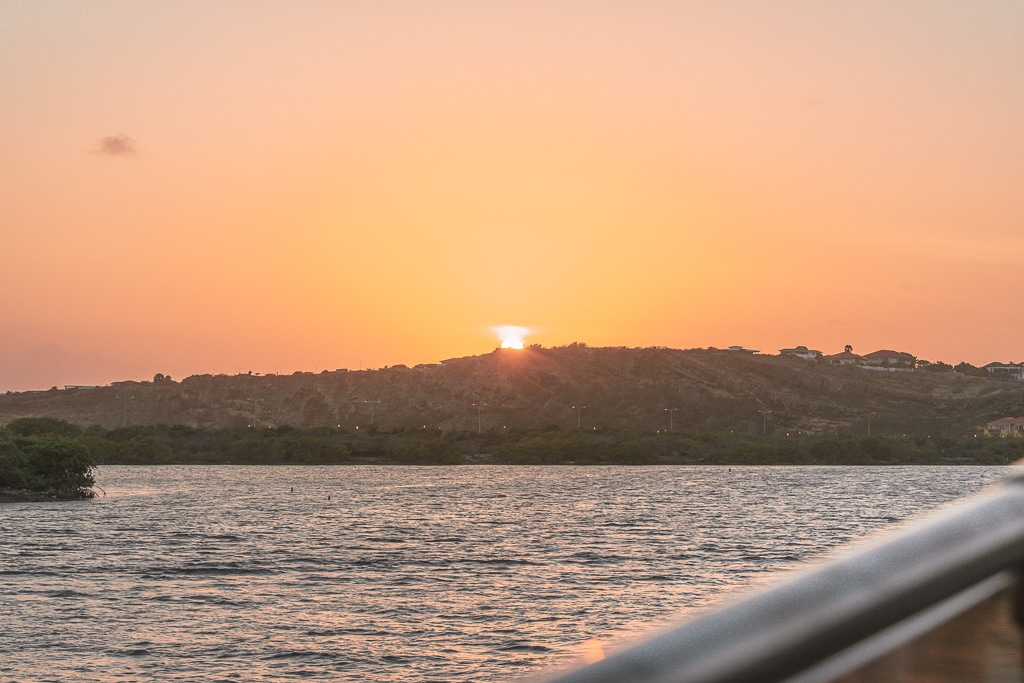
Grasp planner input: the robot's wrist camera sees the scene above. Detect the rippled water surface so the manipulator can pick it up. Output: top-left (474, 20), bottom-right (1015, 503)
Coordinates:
top-left (0, 465), bottom-right (1012, 682)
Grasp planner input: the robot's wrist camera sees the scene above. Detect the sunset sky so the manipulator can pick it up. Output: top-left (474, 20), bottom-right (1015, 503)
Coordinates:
top-left (3, 2), bottom-right (1023, 391)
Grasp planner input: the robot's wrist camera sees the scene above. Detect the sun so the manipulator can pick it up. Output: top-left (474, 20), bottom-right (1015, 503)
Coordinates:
top-left (494, 325), bottom-right (528, 349)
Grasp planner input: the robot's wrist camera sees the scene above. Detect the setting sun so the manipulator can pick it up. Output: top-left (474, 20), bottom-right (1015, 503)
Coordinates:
top-left (495, 326), bottom-right (528, 350)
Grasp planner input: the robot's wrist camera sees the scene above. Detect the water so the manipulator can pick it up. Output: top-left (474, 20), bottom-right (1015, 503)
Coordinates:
top-left (0, 465), bottom-right (1012, 682)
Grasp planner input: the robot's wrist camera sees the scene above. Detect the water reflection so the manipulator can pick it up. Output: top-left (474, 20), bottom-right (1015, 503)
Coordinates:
top-left (1, 465), bottom-right (1010, 682)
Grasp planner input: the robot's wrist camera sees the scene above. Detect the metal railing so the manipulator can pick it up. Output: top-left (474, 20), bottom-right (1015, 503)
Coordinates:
top-left (539, 472), bottom-right (1024, 683)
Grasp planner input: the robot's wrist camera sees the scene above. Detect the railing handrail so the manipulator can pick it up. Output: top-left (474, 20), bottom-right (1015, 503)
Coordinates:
top-left (539, 472), bottom-right (1024, 683)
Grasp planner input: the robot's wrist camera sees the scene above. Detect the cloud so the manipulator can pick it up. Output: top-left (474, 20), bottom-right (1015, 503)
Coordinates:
top-left (93, 134), bottom-right (138, 157)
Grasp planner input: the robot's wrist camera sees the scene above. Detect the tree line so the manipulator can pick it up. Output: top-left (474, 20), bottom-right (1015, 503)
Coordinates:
top-left (2, 418), bottom-right (1023, 475)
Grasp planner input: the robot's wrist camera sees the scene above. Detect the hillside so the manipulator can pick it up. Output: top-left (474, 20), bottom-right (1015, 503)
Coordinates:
top-left (2, 346), bottom-right (1022, 437)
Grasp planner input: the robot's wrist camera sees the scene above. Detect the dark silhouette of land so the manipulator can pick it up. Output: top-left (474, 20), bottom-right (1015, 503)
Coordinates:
top-left (3, 345), bottom-right (1021, 437)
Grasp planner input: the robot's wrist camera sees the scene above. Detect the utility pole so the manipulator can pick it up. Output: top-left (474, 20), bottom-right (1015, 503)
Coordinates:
top-left (665, 408), bottom-right (679, 432)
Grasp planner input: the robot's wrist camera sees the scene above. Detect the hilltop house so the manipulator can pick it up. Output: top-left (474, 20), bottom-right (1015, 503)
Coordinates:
top-left (983, 362), bottom-right (1024, 380)
top-left (727, 346), bottom-right (759, 354)
top-left (779, 345), bottom-right (822, 360)
top-left (984, 417), bottom-right (1024, 438)
top-left (819, 348), bottom-right (917, 370)
top-left (861, 350), bottom-right (916, 369)
top-left (824, 350), bottom-right (862, 366)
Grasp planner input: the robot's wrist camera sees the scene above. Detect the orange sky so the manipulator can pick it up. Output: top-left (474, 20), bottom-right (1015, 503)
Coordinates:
top-left (2, 2), bottom-right (1023, 391)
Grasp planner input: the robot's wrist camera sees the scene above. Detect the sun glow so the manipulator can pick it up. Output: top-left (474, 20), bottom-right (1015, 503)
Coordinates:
top-left (495, 326), bottom-right (528, 349)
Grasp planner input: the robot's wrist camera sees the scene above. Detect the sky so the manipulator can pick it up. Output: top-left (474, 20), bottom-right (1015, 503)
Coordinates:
top-left (3, 1), bottom-right (1024, 391)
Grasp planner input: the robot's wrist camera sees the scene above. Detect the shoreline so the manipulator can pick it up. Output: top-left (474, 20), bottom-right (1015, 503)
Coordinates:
top-left (0, 489), bottom-right (57, 503)
top-left (0, 488), bottom-right (94, 503)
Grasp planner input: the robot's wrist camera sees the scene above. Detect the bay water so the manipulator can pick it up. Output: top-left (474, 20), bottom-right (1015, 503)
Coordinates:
top-left (0, 465), bottom-right (1012, 682)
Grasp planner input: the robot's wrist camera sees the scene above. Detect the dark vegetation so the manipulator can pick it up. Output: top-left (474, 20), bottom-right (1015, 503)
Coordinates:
top-left (2, 418), bottom-right (1021, 472)
top-left (1, 418), bottom-right (97, 500)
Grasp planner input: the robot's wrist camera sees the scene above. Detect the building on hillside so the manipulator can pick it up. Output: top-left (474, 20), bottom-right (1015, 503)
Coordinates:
top-left (727, 346), bottom-right (759, 354)
top-left (861, 350), bottom-right (916, 368)
top-left (779, 345), bottom-right (822, 360)
top-left (983, 362), bottom-right (1024, 380)
top-left (983, 417), bottom-right (1024, 437)
top-left (823, 350), bottom-right (862, 366)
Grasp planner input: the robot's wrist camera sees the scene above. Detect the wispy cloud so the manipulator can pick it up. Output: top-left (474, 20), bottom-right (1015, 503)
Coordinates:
top-left (92, 134), bottom-right (138, 157)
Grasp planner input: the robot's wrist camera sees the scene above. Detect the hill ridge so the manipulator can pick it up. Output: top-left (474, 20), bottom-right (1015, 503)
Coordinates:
top-left (2, 346), bottom-right (1021, 437)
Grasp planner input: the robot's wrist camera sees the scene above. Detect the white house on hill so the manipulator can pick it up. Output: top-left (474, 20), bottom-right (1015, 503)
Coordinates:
top-left (984, 362), bottom-right (1024, 380)
top-left (779, 345), bottom-right (822, 360)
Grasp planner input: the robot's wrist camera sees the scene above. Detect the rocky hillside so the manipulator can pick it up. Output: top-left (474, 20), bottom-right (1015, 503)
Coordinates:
top-left (2, 346), bottom-right (1022, 436)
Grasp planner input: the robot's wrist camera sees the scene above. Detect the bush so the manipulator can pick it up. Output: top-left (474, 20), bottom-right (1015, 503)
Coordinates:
top-left (121, 436), bottom-right (175, 464)
top-left (0, 433), bottom-right (31, 489)
top-left (227, 438), bottom-right (285, 464)
top-left (494, 437), bottom-right (562, 464)
top-left (17, 437), bottom-right (96, 498)
top-left (392, 439), bottom-right (464, 464)
top-left (284, 436), bottom-right (351, 464)
top-left (5, 417), bottom-right (81, 438)
top-left (604, 441), bottom-right (658, 464)
top-left (80, 435), bottom-right (122, 464)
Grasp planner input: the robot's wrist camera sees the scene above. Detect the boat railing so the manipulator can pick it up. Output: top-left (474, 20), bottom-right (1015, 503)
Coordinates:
top-left (537, 470), bottom-right (1024, 683)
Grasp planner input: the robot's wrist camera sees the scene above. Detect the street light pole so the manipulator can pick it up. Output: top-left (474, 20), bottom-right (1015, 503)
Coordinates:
top-left (665, 408), bottom-right (679, 432)
top-left (572, 405), bottom-right (586, 428)
top-left (116, 395), bottom-right (134, 428)
top-left (473, 402), bottom-right (485, 433)
top-left (758, 409), bottom-right (771, 436)
top-left (363, 400), bottom-right (381, 425)
top-left (248, 397), bottom-right (264, 429)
